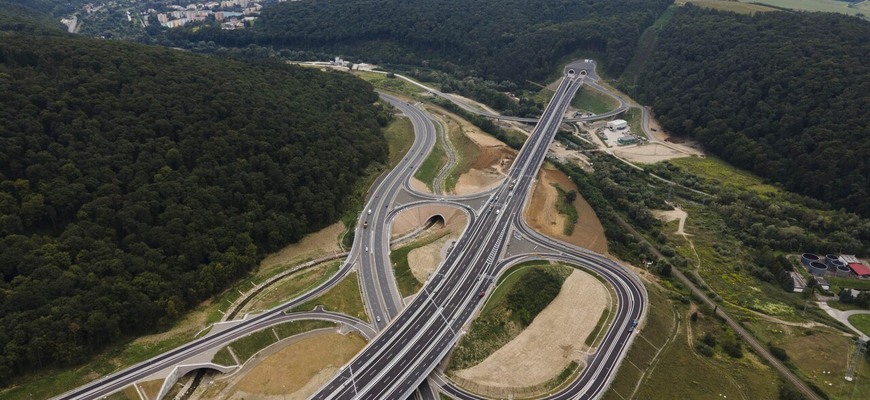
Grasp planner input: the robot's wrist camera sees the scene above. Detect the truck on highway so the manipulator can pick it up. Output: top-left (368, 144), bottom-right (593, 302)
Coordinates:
top-left (363, 221), bottom-right (368, 229)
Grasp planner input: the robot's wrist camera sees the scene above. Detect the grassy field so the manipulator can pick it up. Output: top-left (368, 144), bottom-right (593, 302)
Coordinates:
top-left (622, 107), bottom-right (645, 139)
top-left (746, 318), bottom-right (870, 399)
top-left (604, 282), bottom-right (782, 399)
top-left (384, 115), bottom-right (415, 168)
top-left (292, 272), bottom-right (368, 322)
top-left (748, 0), bottom-right (870, 16)
top-left (353, 71), bottom-right (427, 99)
top-left (677, 0), bottom-right (777, 13)
top-left (245, 261), bottom-right (340, 313)
top-left (212, 347), bottom-right (235, 366)
top-left (414, 129), bottom-right (447, 191)
top-left (104, 386), bottom-right (139, 400)
top-left (828, 277), bottom-right (870, 292)
top-left (602, 282), bottom-right (676, 400)
top-left (228, 332), bottom-right (366, 397)
top-left (668, 156), bottom-right (779, 195)
top-left (213, 320), bottom-right (334, 365)
top-left (848, 314), bottom-right (870, 336)
top-left (634, 306), bottom-right (780, 399)
top-left (571, 85), bottom-right (619, 114)
top-left (391, 231), bottom-right (451, 297)
top-left (667, 202), bottom-right (823, 321)
top-left (441, 111), bottom-right (482, 192)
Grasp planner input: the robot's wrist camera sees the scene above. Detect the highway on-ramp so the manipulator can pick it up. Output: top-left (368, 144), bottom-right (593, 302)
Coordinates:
top-left (309, 61), bottom-right (646, 400)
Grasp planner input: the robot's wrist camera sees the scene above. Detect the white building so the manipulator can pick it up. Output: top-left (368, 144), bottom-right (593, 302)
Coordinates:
top-left (606, 119), bottom-right (628, 130)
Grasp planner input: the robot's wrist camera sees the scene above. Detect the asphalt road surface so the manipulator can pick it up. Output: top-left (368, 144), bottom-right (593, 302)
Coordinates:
top-left (309, 61), bottom-right (646, 400)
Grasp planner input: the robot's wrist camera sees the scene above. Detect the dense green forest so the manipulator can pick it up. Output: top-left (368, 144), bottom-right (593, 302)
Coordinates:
top-left (0, 34), bottom-right (387, 381)
top-left (631, 6), bottom-right (870, 216)
top-left (168, 0), bottom-right (671, 83)
top-left (0, 0), bottom-right (64, 34)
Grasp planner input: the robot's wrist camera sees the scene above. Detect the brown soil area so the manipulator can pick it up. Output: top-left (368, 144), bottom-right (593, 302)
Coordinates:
top-left (614, 143), bottom-right (690, 164)
top-left (229, 333), bottom-right (366, 400)
top-left (455, 270), bottom-right (608, 390)
top-left (453, 132), bottom-right (516, 195)
top-left (391, 205), bottom-right (467, 239)
top-left (409, 176), bottom-right (431, 194)
top-left (407, 234), bottom-right (457, 283)
top-left (524, 166), bottom-right (608, 254)
top-left (405, 211), bottom-right (468, 282)
top-left (259, 222), bottom-right (345, 275)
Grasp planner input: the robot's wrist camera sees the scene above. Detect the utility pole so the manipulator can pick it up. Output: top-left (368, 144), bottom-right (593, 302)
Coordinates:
top-left (845, 339), bottom-right (866, 382)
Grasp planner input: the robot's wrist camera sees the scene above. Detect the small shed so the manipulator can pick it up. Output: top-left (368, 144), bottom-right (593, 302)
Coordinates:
top-left (848, 263), bottom-right (870, 279)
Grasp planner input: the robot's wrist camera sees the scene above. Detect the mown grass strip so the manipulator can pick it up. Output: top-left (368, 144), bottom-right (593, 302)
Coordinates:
top-left (384, 115), bottom-right (415, 168)
top-left (443, 114), bottom-right (481, 193)
top-left (414, 134), bottom-right (447, 191)
top-left (584, 307), bottom-right (611, 347)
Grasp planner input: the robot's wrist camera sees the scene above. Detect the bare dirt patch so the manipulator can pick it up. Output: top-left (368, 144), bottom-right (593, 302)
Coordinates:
top-left (409, 175), bottom-right (431, 194)
top-left (259, 222), bottom-right (345, 275)
top-left (455, 269), bottom-right (608, 389)
top-left (652, 208), bottom-right (688, 235)
top-left (453, 144), bottom-right (515, 195)
top-left (405, 212), bottom-right (468, 282)
top-left (645, 114), bottom-right (705, 156)
top-left (391, 205), bottom-right (467, 239)
top-left (228, 332), bottom-right (366, 399)
top-left (524, 166), bottom-right (608, 254)
top-left (407, 234), bottom-right (456, 283)
top-left (614, 143), bottom-right (690, 164)
top-left (465, 129), bottom-right (508, 149)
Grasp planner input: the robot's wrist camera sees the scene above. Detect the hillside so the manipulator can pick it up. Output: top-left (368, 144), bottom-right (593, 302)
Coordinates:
top-left (0, 0), bottom-right (65, 34)
top-left (0, 34), bottom-right (387, 382)
top-left (630, 5), bottom-right (870, 216)
top-left (168, 0), bottom-right (672, 84)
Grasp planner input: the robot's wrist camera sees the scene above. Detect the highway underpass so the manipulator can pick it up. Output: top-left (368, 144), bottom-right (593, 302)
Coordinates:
top-left (54, 60), bottom-right (647, 400)
top-left (309, 59), bottom-right (646, 400)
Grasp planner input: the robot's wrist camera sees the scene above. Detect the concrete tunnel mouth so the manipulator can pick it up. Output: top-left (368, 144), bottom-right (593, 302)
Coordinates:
top-left (425, 214), bottom-right (445, 229)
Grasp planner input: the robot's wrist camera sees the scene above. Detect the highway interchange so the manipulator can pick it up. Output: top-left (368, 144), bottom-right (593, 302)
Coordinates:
top-left (55, 60), bottom-right (647, 400)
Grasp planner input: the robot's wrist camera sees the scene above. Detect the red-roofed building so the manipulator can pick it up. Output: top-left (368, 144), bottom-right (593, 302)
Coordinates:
top-left (848, 263), bottom-right (870, 279)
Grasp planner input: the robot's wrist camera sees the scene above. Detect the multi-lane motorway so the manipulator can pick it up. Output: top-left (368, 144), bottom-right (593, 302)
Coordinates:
top-left (55, 60), bottom-right (646, 400)
top-left (309, 61), bottom-right (646, 400)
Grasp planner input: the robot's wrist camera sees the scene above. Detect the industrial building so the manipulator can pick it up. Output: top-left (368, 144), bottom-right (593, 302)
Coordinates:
top-left (801, 253), bottom-right (870, 279)
top-left (606, 119), bottom-right (628, 130)
top-left (617, 135), bottom-right (638, 146)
